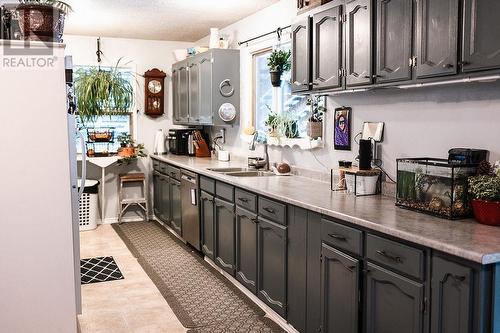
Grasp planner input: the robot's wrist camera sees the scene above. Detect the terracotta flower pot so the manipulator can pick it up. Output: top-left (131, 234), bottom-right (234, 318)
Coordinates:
top-left (270, 70), bottom-right (282, 87)
top-left (118, 147), bottom-right (136, 157)
top-left (17, 4), bottom-right (66, 42)
top-left (471, 199), bottom-right (500, 226)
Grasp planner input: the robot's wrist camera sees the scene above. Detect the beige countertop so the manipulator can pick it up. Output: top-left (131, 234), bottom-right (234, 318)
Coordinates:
top-left (151, 154), bottom-right (500, 265)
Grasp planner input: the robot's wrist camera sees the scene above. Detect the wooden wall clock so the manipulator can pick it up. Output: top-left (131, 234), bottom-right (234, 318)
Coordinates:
top-left (144, 68), bottom-right (167, 117)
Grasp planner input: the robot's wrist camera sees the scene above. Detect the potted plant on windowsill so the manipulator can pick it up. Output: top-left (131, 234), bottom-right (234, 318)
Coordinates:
top-left (74, 59), bottom-right (135, 124)
top-left (268, 49), bottom-right (291, 87)
top-left (16, 0), bottom-right (72, 42)
top-left (307, 96), bottom-right (326, 139)
top-left (117, 133), bottom-right (135, 156)
top-left (468, 161), bottom-right (500, 226)
top-left (118, 143), bottom-right (147, 165)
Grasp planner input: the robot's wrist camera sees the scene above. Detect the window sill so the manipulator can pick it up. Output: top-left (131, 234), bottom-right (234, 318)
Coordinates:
top-left (240, 134), bottom-right (324, 150)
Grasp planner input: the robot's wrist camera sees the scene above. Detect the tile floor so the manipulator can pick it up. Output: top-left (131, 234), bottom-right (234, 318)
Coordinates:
top-left (78, 224), bottom-right (186, 333)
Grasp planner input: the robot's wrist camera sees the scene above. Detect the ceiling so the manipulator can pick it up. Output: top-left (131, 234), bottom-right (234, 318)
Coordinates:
top-left (64, 0), bottom-right (280, 42)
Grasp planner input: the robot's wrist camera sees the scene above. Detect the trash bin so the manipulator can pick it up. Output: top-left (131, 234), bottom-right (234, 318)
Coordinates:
top-left (78, 179), bottom-right (99, 231)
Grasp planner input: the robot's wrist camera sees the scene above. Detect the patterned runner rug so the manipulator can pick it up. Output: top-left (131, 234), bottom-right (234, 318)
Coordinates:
top-left (112, 221), bottom-right (284, 332)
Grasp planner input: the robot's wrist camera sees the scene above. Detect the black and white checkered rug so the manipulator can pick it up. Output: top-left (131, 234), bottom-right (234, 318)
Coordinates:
top-left (80, 256), bottom-right (124, 285)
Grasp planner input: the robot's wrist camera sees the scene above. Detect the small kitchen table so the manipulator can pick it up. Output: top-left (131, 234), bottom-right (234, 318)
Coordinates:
top-left (77, 155), bottom-right (120, 222)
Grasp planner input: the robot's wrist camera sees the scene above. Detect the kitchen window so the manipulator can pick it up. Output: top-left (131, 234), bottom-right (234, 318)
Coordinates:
top-left (253, 43), bottom-right (307, 137)
top-left (74, 66), bottom-right (136, 154)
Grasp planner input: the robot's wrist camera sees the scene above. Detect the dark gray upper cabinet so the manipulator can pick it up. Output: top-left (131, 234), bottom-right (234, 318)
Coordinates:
top-left (365, 263), bottom-right (424, 333)
top-left (177, 61), bottom-right (189, 123)
top-left (215, 197), bottom-right (236, 275)
top-left (312, 2), bottom-right (343, 90)
top-left (171, 67), bottom-right (180, 123)
top-left (375, 0), bottom-right (413, 83)
top-left (321, 243), bottom-right (360, 333)
top-left (197, 55), bottom-right (213, 125)
top-left (170, 178), bottom-right (182, 236)
top-left (235, 207), bottom-right (258, 294)
top-left (258, 217), bottom-right (287, 318)
top-left (345, 0), bottom-right (373, 87)
top-left (462, 0), bottom-right (500, 72)
top-left (415, 0), bottom-right (459, 78)
top-left (291, 17), bottom-right (312, 93)
top-left (200, 190), bottom-right (215, 260)
top-left (188, 60), bottom-right (200, 123)
top-left (431, 256), bottom-right (472, 333)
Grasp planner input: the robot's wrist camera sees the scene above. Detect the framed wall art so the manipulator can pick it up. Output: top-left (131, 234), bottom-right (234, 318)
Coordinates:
top-left (334, 107), bottom-right (351, 150)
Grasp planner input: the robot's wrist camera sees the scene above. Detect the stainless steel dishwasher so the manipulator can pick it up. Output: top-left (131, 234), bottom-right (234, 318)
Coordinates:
top-left (180, 170), bottom-right (200, 250)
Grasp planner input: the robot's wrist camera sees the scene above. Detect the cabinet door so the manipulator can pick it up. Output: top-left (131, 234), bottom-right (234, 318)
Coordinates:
top-left (312, 3), bottom-right (343, 90)
top-left (153, 172), bottom-right (162, 219)
top-left (215, 198), bottom-right (236, 275)
top-left (160, 176), bottom-right (171, 225)
top-left (198, 55), bottom-right (213, 125)
top-left (365, 263), bottom-right (424, 333)
top-left (200, 191), bottom-right (215, 260)
top-left (462, 0), bottom-right (500, 72)
top-left (375, 0), bottom-right (413, 83)
top-left (171, 67), bottom-right (180, 122)
top-left (235, 207), bottom-right (258, 294)
top-left (307, 212), bottom-right (322, 333)
top-left (321, 243), bottom-right (360, 333)
top-left (291, 17), bottom-right (312, 93)
top-left (188, 60), bottom-right (200, 124)
top-left (431, 256), bottom-right (472, 333)
top-left (170, 178), bottom-right (182, 236)
top-left (416, 0), bottom-right (459, 78)
top-left (345, 0), bottom-right (373, 87)
top-left (258, 217), bottom-right (287, 318)
top-left (178, 64), bottom-right (189, 123)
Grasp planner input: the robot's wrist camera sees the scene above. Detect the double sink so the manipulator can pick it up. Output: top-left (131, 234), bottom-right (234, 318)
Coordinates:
top-left (207, 167), bottom-right (275, 177)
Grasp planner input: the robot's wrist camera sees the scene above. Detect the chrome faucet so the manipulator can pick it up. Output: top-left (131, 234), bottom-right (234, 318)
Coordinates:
top-left (249, 131), bottom-right (269, 171)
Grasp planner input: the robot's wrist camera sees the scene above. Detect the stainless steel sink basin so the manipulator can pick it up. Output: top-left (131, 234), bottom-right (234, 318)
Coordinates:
top-left (224, 171), bottom-right (275, 177)
top-left (207, 167), bottom-right (249, 173)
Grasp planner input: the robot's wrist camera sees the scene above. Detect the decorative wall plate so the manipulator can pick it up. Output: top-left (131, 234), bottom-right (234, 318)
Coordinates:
top-left (218, 103), bottom-right (236, 122)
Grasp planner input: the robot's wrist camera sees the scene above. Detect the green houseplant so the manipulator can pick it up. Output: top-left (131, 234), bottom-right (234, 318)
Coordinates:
top-left (306, 96), bottom-right (326, 139)
top-left (468, 161), bottom-right (500, 226)
top-left (17, 0), bottom-right (72, 42)
top-left (74, 59), bottom-right (135, 124)
top-left (268, 49), bottom-right (291, 87)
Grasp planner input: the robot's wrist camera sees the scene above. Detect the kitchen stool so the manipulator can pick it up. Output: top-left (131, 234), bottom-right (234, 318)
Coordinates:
top-left (118, 173), bottom-right (149, 224)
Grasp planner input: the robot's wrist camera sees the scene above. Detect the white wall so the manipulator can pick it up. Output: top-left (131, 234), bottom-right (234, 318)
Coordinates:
top-left (197, 0), bottom-right (500, 178)
top-left (65, 35), bottom-right (193, 221)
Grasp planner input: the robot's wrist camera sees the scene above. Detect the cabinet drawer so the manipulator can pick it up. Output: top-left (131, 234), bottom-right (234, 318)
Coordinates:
top-left (235, 188), bottom-right (257, 213)
top-left (159, 162), bottom-right (168, 173)
top-left (258, 197), bottom-right (286, 225)
top-left (366, 234), bottom-right (424, 280)
top-left (152, 159), bottom-right (160, 171)
top-left (216, 181), bottom-right (234, 202)
top-left (200, 176), bottom-right (215, 194)
top-left (321, 218), bottom-right (363, 256)
top-left (167, 165), bottom-right (181, 180)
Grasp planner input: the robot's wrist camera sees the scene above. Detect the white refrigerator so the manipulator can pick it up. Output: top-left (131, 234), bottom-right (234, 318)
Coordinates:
top-left (0, 40), bottom-right (81, 333)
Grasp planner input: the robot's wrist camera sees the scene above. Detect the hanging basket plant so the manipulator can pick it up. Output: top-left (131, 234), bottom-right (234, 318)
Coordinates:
top-left (268, 49), bottom-right (291, 87)
top-left (74, 59), bottom-right (135, 124)
top-left (16, 0), bottom-right (72, 42)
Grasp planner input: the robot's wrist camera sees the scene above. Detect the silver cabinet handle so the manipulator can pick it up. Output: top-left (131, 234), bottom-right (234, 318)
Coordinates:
top-left (219, 79), bottom-right (234, 97)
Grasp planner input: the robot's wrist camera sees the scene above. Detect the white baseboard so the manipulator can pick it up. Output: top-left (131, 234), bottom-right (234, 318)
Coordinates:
top-left (204, 258), bottom-right (299, 333)
top-left (100, 215), bottom-right (155, 225)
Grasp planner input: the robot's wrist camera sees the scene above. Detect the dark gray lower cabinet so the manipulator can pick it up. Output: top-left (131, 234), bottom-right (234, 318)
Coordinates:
top-left (200, 190), bottom-right (215, 260)
top-left (258, 217), bottom-right (287, 318)
top-left (306, 212), bottom-right (322, 333)
top-left (235, 207), bottom-right (258, 294)
top-left (365, 263), bottom-right (424, 333)
top-left (153, 172), bottom-right (162, 220)
top-left (321, 243), bottom-right (360, 333)
top-left (170, 178), bottom-right (182, 236)
top-left (431, 256), bottom-right (472, 333)
top-left (215, 197), bottom-right (236, 275)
